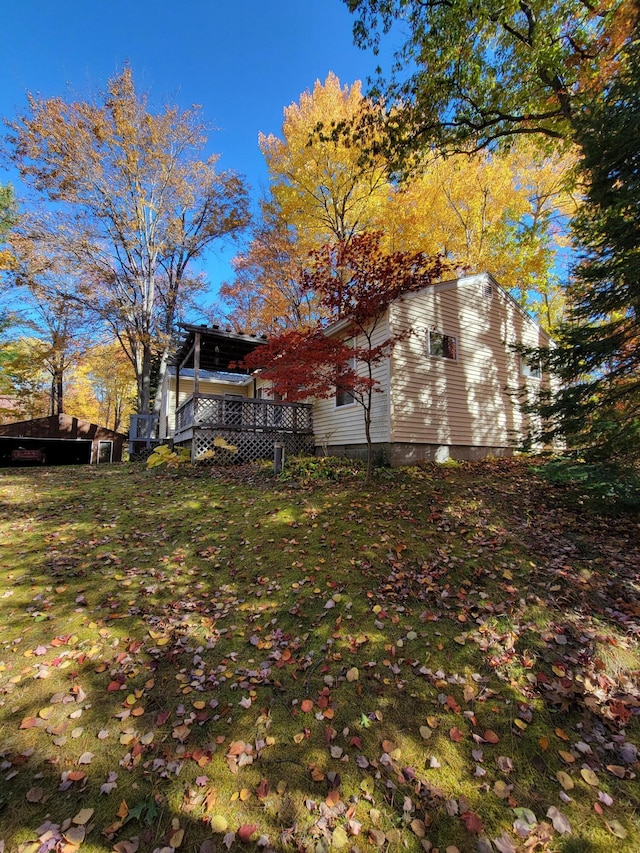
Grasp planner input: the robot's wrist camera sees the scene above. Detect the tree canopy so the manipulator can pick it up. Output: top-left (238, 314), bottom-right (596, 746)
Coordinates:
top-left (5, 67), bottom-right (250, 414)
top-left (346, 0), bottom-right (636, 158)
top-left (526, 28), bottom-right (640, 460)
top-left (259, 73), bottom-right (390, 248)
top-left (0, 183), bottom-right (16, 273)
top-left (223, 74), bottom-right (575, 334)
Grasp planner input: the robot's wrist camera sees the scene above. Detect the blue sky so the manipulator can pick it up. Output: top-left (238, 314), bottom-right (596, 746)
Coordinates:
top-left (1, 0), bottom-right (397, 314)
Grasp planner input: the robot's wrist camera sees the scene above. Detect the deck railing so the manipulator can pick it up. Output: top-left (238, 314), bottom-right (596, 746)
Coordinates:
top-left (175, 394), bottom-right (313, 435)
top-left (128, 414), bottom-right (160, 454)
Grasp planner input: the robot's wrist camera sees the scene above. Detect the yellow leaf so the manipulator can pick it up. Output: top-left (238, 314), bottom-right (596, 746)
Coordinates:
top-left (169, 828), bottom-right (184, 848)
top-left (72, 808), bottom-right (94, 825)
top-left (556, 771), bottom-right (574, 790)
top-left (581, 768), bottom-right (599, 786)
top-left (210, 815), bottom-right (228, 833)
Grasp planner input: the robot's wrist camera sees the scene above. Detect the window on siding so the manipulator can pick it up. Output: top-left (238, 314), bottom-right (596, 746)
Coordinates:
top-left (428, 330), bottom-right (457, 360)
top-left (336, 345), bottom-right (356, 407)
top-left (521, 356), bottom-right (542, 379)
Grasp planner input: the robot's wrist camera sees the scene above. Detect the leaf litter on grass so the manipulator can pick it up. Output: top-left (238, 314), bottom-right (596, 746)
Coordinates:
top-left (0, 459), bottom-right (638, 853)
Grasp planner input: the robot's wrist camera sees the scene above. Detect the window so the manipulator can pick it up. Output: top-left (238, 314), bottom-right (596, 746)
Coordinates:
top-left (336, 344), bottom-right (356, 407)
top-left (521, 356), bottom-right (542, 379)
top-left (428, 330), bottom-right (457, 360)
top-left (336, 385), bottom-right (355, 407)
top-left (98, 441), bottom-right (113, 464)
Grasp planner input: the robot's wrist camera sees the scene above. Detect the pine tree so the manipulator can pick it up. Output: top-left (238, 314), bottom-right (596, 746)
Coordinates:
top-left (535, 32), bottom-right (640, 460)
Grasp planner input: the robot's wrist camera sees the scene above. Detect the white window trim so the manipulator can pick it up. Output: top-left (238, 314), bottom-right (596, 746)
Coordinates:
top-left (335, 340), bottom-right (357, 408)
top-left (521, 356), bottom-right (542, 380)
top-left (428, 329), bottom-right (458, 361)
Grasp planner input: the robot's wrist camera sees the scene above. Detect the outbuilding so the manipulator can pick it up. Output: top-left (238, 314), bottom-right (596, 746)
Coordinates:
top-left (0, 413), bottom-right (126, 466)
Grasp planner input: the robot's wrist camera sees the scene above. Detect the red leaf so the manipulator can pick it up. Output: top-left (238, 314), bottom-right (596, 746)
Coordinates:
top-left (449, 726), bottom-right (464, 742)
top-left (255, 779), bottom-right (270, 800)
top-left (237, 824), bottom-right (258, 843)
top-left (446, 695), bottom-right (461, 713)
top-left (462, 811), bottom-right (484, 834)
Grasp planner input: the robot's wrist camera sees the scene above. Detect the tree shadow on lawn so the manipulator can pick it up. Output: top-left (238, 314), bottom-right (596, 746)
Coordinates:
top-left (0, 462), bottom-right (639, 852)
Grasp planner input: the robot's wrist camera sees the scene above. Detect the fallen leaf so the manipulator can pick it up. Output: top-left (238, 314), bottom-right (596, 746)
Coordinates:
top-left (556, 771), bottom-right (574, 790)
top-left (26, 787), bottom-right (44, 803)
top-left (492, 832), bottom-right (518, 853)
top-left (113, 838), bottom-right (140, 853)
top-left (462, 811), bottom-right (483, 833)
top-left (210, 816), bottom-right (228, 833)
top-left (493, 780), bottom-right (511, 799)
top-left (410, 819), bottom-right (426, 837)
top-left (63, 826), bottom-right (86, 845)
top-left (237, 824), bottom-right (258, 843)
top-left (547, 806), bottom-right (571, 835)
top-left (606, 820), bottom-right (627, 839)
top-left (581, 768), bottom-right (599, 787)
top-left (606, 764), bottom-right (626, 779)
top-left (332, 826), bottom-right (348, 848)
top-left (169, 828), bottom-right (184, 848)
top-left (73, 808), bottom-right (94, 825)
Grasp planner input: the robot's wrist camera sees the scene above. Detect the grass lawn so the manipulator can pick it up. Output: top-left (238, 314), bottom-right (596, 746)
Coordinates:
top-left (0, 457), bottom-right (638, 853)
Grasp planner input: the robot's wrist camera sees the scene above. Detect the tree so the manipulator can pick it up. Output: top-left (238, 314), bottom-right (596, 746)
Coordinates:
top-left (383, 142), bottom-right (577, 328)
top-left (526, 30), bottom-right (640, 460)
top-left (230, 77), bottom-right (575, 334)
top-left (0, 337), bottom-right (50, 421)
top-left (219, 199), bottom-right (321, 333)
top-left (5, 67), bottom-right (250, 415)
top-left (345, 0), bottom-right (636, 157)
top-left (244, 232), bottom-right (445, 483)
top-left (0, 183), bottom-right (16, 273)
top-left (259, 73), bottom-right (390, 248)
top-left (83, 341), bottom-right (136, 432)
top-left (8, 232), bottom-right (95, 416)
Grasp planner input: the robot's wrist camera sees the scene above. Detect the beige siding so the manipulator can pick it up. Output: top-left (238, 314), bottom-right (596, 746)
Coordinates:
top-left (389, 274), bottom-right (551, 448)
top-left (312, 317), bottom-right (392, 448)
top-left (160, 376), bottom-right (253, 438)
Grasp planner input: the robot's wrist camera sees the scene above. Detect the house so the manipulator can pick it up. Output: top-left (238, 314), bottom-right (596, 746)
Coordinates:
top-left (313, 272), bottom-right (551, 465)
top-left (157, 274), bottom-right (551, 465)
top-left (0, 413), bottom-right (127, 465)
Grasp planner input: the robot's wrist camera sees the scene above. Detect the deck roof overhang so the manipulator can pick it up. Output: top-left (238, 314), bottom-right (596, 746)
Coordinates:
top-left (173, 324), bottom-right (268, 375)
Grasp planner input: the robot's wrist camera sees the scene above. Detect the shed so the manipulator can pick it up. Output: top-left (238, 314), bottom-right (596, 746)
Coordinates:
top-left (0, 413), bottom-right (126, 466)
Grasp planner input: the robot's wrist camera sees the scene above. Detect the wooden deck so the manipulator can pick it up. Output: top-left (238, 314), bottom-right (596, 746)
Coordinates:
top-left (173, 394), bottom-right (314, 462)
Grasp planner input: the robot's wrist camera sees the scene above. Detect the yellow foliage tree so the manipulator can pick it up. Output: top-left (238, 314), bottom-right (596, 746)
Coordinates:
top-left (225, 76), bottom-right (577, 334)
top-left (259, 73), bottom-right (390, 250)
top-left (383, 143), bottom-right (577, 329)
